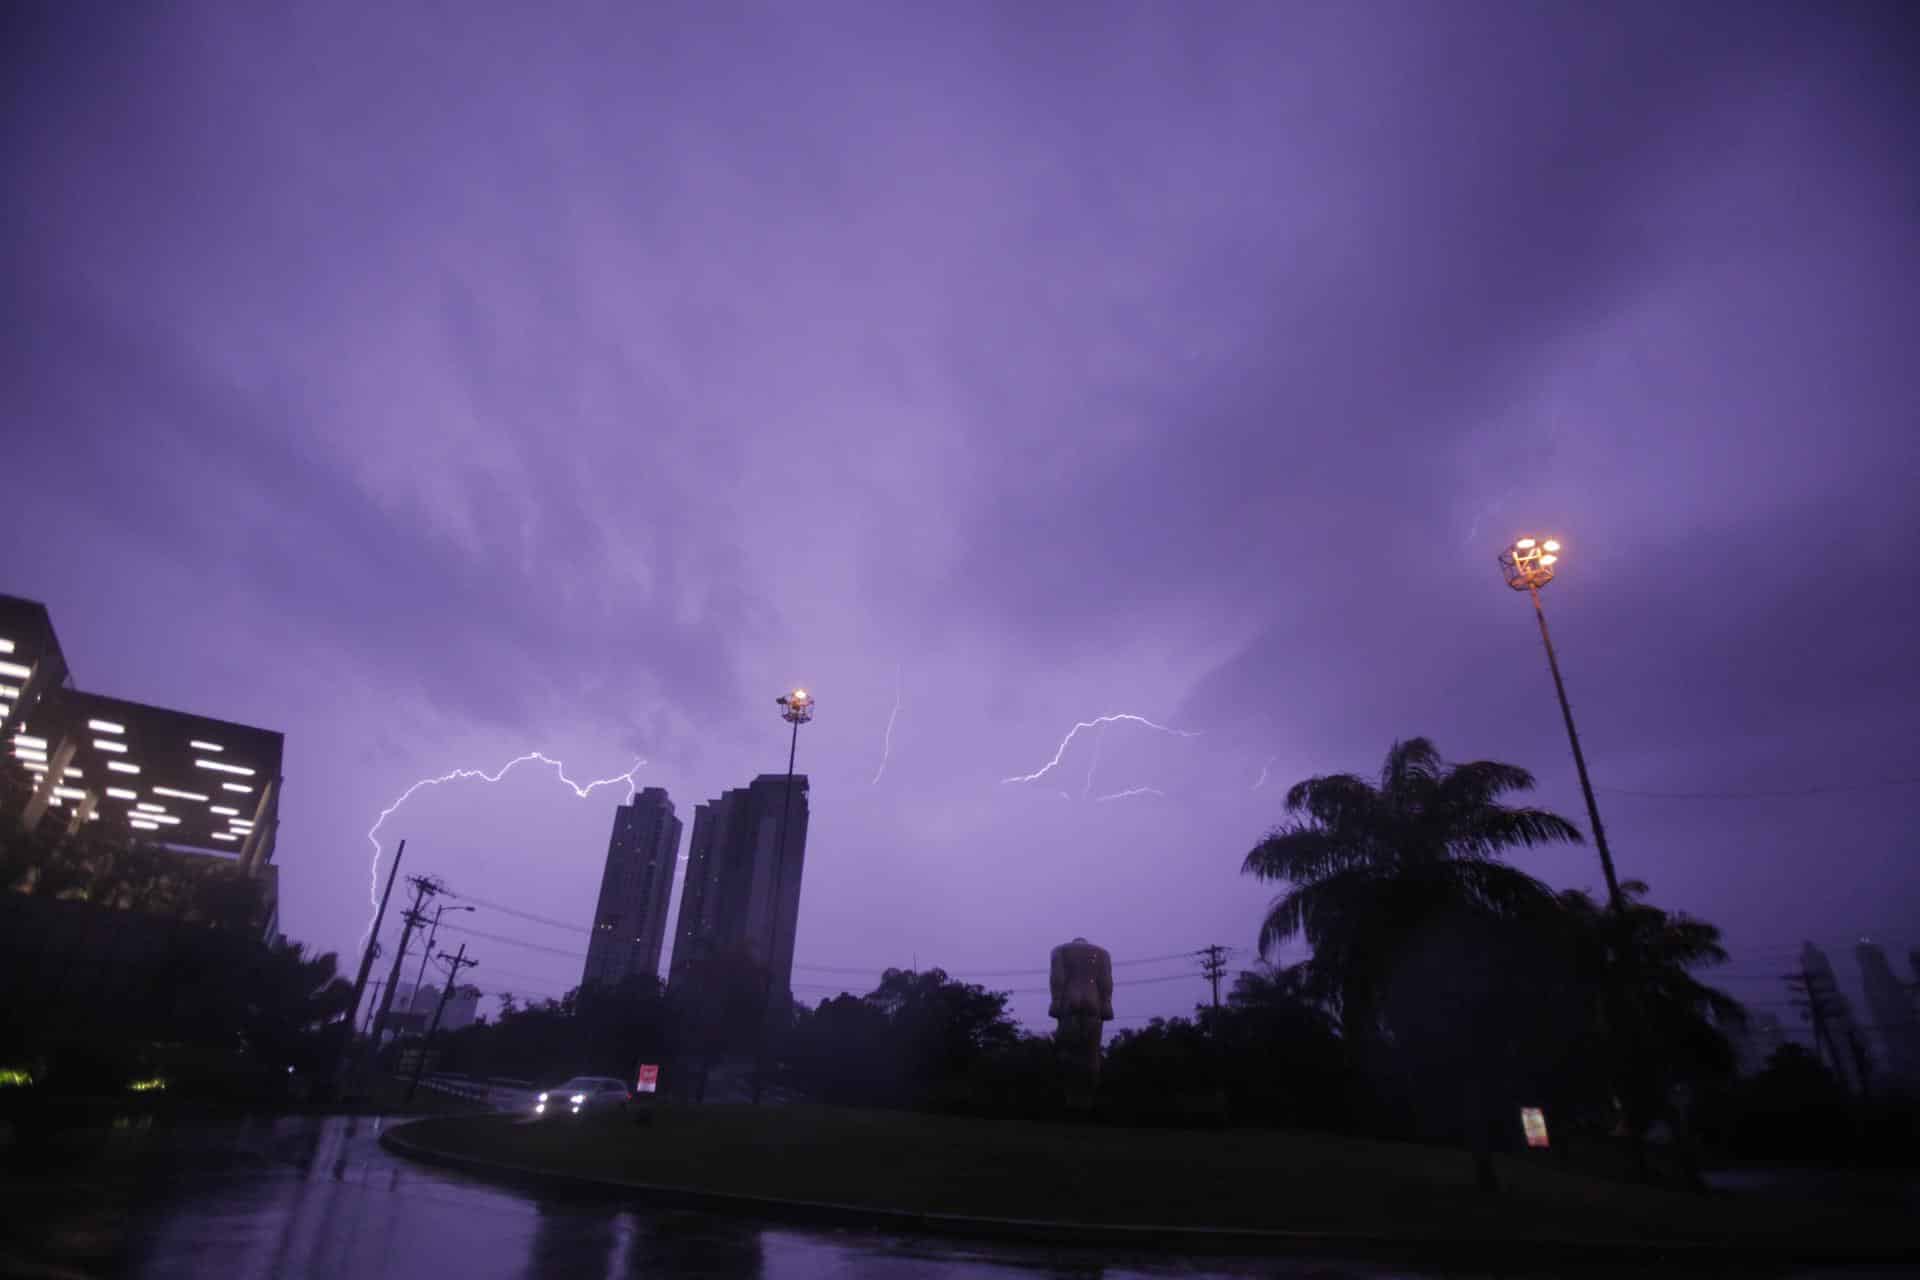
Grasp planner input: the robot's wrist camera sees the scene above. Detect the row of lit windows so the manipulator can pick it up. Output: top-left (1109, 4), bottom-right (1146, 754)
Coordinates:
top-left (9, 702), bottom-right (262, 845)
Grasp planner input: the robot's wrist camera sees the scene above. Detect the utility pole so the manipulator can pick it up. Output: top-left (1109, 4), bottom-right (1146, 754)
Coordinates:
top-left (1198, 944), bottom-right (1229, 1010)
top-left (368, 874), bottom-right (442, 1061)
top-left (407, 943), bottom-right (478, 1102)
top-left (1787, 960), bottom-right (1850, 1095)
top-left (334, 838), bottom-right (404, 1090)
top-left (410, 902), bottom-right (476, 1016)
top-left (362, 981), bottom-right (385, 1035)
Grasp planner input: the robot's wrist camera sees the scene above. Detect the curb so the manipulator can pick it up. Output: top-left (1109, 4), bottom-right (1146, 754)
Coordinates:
top-left (378, 1119), bottom-right (1920, 1268)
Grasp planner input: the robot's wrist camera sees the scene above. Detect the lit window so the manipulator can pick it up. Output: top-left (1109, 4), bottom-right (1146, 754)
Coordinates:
top-left (221, 782), bottom-right (251, 793)
top-left (152, 787), bottom-right (209, 801)
top-left (0, 661), bottom-right (31, 680)
top-left (108, 762), bottom-right (140, 774)
top-left (93, 739), bottom-right (127, 753)
top-left (87, 720), bottom-right (125, 734)
top-left (189, 740), bottom-right (224, 752)
top-left (135, 803), bottom-right (167, 814)
top-left (0, 685), bottom-right (16, 698)
top-left (106, 788), bottom-right (138, 800)
top-left (210, 805), bottom-right (239, 816)
top-left (64, 767), bottom-right (82, 778)
top-left (195, 759), bottom-right (255, 776)
top-left (12, 735), bottom-right (46, 749)
top-left (0, 638), bottom-right (12, 654)
top-left (130, 819), bottom-right (159, 831)
top-left (54, 787), bottom-right (87, 800)
top-left (211, 832), bottom-right (238, 842)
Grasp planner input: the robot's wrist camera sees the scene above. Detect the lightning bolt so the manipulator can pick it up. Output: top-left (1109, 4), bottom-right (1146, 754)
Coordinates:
top-left (1002, 713), bottom-right (1200, 788)
top-left (1252, 755), bottom-right (1276, 790)
top-left (1082, 722), bottom-right (1108, 797)
top-left (1096, 786), bottom-right (1164, 802)
top-left (871, 668), bottom-right (902, 786)
top-left (364, 752), bottom-right (645, 942)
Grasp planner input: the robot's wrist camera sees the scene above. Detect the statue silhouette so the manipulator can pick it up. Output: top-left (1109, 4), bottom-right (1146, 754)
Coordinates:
top-left (1049, 936), bottom-right (1113, 1112)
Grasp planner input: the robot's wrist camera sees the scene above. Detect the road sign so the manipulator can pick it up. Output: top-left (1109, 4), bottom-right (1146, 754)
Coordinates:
top-left (635, 1064), bottom-right (659, 1094)
top-left (1520, 1106), bottom-right (1549, 1149)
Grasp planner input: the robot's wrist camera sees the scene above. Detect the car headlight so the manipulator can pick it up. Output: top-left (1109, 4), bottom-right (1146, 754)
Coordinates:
top-left (537, 1092), bottom-right (549, 1103)
top-left (570, 1093), bottom-right (586, 1104)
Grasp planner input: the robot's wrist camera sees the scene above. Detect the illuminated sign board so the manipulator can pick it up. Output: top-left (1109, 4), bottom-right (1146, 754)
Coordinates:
top-left (1521, 1106), bottom-right (1550, 1149)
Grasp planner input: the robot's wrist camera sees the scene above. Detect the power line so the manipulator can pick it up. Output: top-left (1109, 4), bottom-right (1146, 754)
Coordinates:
top-left (1597, 777), bottom-right (1920, 801)
top-left (438, 920), bottom-right (588, 960)
top-left (441, 889), bottom-right (591, 934)
top-left (790, 948), bottom-right (1215, 979)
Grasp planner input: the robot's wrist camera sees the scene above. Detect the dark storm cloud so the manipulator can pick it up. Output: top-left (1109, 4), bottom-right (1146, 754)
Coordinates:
top-left (3, 0), bottom-right (1915, 1021)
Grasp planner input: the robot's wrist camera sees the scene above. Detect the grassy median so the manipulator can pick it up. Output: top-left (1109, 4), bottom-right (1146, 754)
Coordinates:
top-left (388, 1103), bottom-right (1912, 1255)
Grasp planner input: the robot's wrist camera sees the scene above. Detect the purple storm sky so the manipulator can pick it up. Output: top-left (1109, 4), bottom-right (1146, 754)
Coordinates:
top-left (5, 3), bottom-right (1916, 1031)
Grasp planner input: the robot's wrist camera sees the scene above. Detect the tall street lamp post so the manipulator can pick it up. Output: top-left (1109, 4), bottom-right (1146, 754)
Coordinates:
top-left (754, 687), bottom-right (813, 1104)
top-left (1499, 536), bottom-right (1625, 916)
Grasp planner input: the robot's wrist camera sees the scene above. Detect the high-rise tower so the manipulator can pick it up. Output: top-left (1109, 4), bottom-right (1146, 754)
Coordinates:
top-left (667, 773), bottom-right (810, 1005)
top-left (581, 787), bottom-right (682, 988)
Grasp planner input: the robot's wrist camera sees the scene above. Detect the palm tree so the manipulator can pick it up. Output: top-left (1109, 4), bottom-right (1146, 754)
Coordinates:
top-left (1243, 737), bottom-right (1583, 1021)
top-left (1558, 880), bottom-right (1746, 1184)
top-left (1242, 738), bottom-right (1584, 1189)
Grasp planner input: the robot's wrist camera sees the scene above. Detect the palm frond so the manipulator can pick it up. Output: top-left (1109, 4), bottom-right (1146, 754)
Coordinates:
top-left (1283, 773), bottom-right (1380, 831)
top-left (1435, 760), bottom-right (1538, 810)
top-left (1380, 737), bottom-right (1445, 795)
top-left (1450, 805), bottom-right (1585, 858)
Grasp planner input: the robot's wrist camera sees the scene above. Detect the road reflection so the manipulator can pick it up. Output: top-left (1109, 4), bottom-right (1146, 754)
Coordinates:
top-left (8, 1113), bottom-right (1883, 1279)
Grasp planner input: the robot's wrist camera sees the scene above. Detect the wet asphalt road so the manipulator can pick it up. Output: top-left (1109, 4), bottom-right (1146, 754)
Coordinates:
top-left (2, 1114), bottom-right (1907, 1279)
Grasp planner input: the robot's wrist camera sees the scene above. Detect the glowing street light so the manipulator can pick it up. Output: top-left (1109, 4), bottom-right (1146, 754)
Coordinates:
top-left (1499, 536), bottom-right (1623, 914)
top-left (755, 688), bottom-right (815, 1104)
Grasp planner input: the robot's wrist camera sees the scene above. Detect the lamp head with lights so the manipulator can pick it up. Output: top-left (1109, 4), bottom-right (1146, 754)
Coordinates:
top-left (777, 688), bottom-right (815, 725)
top-left (1499, 536), bottom-right (1564, 591)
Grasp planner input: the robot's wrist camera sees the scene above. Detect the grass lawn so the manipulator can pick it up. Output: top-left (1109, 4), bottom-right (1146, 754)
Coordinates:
top-left (390, 1103), bottom-right (1912, 1254)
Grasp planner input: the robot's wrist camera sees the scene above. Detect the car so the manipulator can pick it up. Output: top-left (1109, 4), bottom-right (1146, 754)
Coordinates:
top-left (531, 1075), bottom-right (631, 1118)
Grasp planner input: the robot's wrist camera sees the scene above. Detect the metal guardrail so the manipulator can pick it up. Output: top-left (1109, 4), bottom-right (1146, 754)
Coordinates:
top-left (418, 1075), bottom-right (537, 1111)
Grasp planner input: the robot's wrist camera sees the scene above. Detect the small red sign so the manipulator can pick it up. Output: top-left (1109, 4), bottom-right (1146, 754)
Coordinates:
top-left (636, 1064), bottom-right (659, 1094)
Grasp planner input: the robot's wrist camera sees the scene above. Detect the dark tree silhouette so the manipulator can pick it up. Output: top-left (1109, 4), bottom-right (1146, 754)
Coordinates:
top-left (1243, 738), bottom-right (1583, 1189)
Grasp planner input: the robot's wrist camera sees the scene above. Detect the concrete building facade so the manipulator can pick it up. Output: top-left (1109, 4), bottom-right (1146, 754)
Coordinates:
top-left (2, 593), bottom-right (286, 935)
top-left (667, 773), bottom-right (810, 1006)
